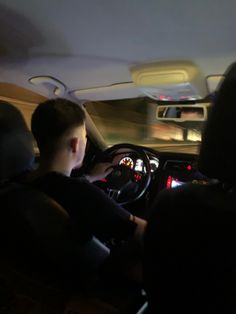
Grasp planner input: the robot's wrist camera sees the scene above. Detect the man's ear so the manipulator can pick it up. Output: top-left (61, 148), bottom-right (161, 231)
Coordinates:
top-left (70, 137), bottom-right (79, 153)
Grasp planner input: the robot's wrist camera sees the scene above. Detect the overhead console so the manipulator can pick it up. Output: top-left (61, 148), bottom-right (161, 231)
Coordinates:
top-left (130, 60), bottom-right (208, 102)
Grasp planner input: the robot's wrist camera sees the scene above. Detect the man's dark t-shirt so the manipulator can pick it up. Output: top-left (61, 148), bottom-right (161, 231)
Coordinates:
top-left (31, 172), bottom-right (136, 242)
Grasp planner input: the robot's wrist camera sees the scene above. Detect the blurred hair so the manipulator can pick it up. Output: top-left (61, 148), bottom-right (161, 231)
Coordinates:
top-left (0, 100), bottom-right (28, 132)
top-left (0, 101), bottom-right (34, 180)
top-left (31, 98), bottom-right (86, 155)
top-left (198, 62), bottom-right (236, 184)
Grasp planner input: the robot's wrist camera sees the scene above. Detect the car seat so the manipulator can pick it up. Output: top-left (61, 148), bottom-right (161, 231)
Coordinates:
top-left (143, 62), bottom-right (236, 314)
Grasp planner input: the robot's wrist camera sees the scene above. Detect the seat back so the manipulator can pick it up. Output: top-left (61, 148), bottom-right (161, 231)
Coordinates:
top-left (0, 181), bottom-right (109, 282)
top-left (144, 183), bottom-right (236, 314)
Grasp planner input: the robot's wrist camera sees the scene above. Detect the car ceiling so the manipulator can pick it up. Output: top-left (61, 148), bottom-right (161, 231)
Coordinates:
top-left (0, 0), bottom-right (236, 101)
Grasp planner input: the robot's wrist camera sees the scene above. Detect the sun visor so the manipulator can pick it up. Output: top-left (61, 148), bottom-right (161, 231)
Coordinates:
top-left (130, 61), bottom-right (208, 101)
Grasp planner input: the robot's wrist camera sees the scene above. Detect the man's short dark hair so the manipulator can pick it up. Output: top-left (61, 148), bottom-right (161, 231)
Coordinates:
top-left (31, 98), bottom-right (86, 155)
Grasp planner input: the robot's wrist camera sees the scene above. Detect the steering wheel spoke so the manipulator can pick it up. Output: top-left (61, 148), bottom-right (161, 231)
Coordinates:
top-left (107, 188), bottom-right (121, 201)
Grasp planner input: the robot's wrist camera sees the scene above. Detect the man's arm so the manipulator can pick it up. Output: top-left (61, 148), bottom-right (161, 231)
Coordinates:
top-left (129, 214), bottom-right (147, 246)
top-left (83, 162), bottom-right (113, 183)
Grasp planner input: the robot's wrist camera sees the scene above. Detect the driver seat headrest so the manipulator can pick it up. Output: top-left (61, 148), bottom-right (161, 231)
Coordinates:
top-left (0, 101), bottom-right (34, 181)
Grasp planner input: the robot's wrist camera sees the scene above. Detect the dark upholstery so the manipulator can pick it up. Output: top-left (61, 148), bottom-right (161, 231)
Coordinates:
top-left (144, 183), bottom-right (236, 314)
top-left (0, 181), bottom-right (109, 284)
top-left (0, 101), bottom-right (34, 181)
top-left (144, 63), bottom-right (236, 314)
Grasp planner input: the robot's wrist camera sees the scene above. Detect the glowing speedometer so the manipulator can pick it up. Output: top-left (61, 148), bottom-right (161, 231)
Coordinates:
top-left (150, 158), bottom-right (159, 172)
top-left (119, 156), bottom-right (134, 169)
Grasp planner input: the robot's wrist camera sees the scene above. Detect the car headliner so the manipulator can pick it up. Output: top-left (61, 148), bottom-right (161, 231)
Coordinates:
top-left (0, 0), bottom-right (236, 101)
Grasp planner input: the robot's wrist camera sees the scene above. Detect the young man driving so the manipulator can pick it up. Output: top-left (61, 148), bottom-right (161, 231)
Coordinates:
top-left (28, 97), bottom-right (146, 280)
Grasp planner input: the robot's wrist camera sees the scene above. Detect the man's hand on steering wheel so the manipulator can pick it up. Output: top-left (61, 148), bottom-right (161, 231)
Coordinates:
top-left (91, 143), bottom-right (152, 205)
top-left (84, 162), bottom-right (114, 183)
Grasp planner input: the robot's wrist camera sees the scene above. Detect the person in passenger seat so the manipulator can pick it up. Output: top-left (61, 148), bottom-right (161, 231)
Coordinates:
top-left (144, 62), bottom-right (236, 314)
top-left (26, 97), bottom-right (146, 282)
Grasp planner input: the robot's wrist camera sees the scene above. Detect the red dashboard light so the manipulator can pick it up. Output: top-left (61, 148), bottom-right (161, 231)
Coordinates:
top-left (166, 175), bottom-right (172, 189)
top-left (187, 165), bottom-right (192, 171)
top-left (134, 173), bottom-right (142, 182)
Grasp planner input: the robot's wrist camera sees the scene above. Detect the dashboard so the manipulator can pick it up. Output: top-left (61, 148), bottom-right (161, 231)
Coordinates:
top-left (96, 147), bottom-right (208, 218)
top-left (81, 143), bottom-right (209, 218)
top-left (118, 155), bottom-right (160, 173)
top-left (111, 148), bottom-right (207, 194)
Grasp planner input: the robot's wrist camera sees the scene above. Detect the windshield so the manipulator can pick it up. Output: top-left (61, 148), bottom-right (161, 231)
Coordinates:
top-left (85, 97), bottom-right (208, 154)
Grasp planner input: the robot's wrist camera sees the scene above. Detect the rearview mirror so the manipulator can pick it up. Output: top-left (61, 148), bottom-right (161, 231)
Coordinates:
top-left (156, 104), bottom-right (209, 122)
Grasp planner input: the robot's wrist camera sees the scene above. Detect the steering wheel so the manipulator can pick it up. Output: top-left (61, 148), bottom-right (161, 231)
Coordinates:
top-left (95, 143), bottom-right (152, 205)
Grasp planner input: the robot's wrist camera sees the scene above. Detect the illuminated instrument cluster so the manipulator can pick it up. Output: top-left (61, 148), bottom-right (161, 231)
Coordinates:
top-left (119, 156), bottom-right (134, 169)
top-left (119, 155), bottom-right (159, 173)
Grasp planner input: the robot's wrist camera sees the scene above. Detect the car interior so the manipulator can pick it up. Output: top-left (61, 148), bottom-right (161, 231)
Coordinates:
top-left (1, 0), bottom-right (236, 313)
